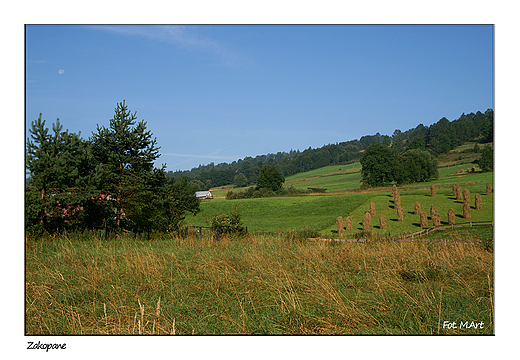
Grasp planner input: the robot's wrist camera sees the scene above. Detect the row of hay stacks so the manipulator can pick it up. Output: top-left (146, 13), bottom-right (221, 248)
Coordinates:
top-left (335, 182), bottom-right (492, 234)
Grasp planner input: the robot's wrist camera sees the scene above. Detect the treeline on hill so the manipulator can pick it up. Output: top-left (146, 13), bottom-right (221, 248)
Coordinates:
top-left (26, 101), bottom-right (201, 236)
top-left (169, 109), bottom-right (494, 190)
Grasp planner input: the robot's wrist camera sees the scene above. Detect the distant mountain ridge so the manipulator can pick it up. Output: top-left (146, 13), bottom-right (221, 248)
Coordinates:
top-left (168, 109), bottom-right (493, 191)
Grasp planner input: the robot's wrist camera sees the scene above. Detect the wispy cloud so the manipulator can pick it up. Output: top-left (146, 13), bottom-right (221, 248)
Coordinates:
top-left (90, 25), bottom-right (243, 66)
top-left (162, 153), bottom-right (236, 160)
top-left (162, 147), bottom-right (237, 168)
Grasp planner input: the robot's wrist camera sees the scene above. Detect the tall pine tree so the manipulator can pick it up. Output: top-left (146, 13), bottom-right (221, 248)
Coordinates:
top-left (26, 115), bottom-right (88, 233)
top-left (90, 100), bottom-right (162, 232)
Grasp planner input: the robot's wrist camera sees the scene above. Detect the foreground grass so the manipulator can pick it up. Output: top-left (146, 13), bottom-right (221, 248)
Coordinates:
top-left (26, 233), bottom-right (493, 335)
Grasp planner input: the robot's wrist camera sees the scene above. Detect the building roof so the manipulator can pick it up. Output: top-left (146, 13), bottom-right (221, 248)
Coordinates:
top-left (195, 191), bottom-right (212, 198)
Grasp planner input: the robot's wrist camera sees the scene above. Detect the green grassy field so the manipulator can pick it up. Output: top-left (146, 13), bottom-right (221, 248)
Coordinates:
top-left (26, 232), bottom-right (493, 335)
top-left (186, 192), bottom-right (376, 233)
top-left (188, 160), bottom-right (493, 238)
top-left (284, 162), bottom-right (363, 192)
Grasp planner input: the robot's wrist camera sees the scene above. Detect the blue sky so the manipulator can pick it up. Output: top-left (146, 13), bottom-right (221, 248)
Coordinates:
top-left (26, 25), bottom-right (493, 172)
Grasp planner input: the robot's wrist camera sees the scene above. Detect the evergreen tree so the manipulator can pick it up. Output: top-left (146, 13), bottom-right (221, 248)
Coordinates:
top-left (256, 165), bottom-right (285, 191)
top-left (158, 176), bottom-right (201, 233)
top-left (26, 115), bottom-right (89, 233)
top-left (234, 173), bottom-right (249, 187)
top-left (90, 100), bottom-right (162, 231)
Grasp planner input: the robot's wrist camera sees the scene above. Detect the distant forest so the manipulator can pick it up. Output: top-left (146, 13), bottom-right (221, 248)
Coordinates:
top-left (168, 109), bottom-right (494, 190)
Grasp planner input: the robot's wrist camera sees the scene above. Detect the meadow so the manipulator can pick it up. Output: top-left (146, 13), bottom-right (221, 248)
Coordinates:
top-left (25, 143), bottom-right (494, 335)
top-left (187, 160), bottom-right (493, 238)
top-left (25, 232), bottom-right (493, 335)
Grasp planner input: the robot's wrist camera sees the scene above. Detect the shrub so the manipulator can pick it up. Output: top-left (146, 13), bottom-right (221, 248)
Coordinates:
top-left (211, 209), bottom-right (245, 235)
top-left (227, 185), bottom-right (311, 199)
top-left (362, 212), bottom-right (371, 231)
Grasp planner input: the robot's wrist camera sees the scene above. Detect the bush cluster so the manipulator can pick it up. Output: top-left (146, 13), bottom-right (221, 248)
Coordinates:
top-left (226, 185), bottom-right (311, 200)
top-left (211, 209), bottom-right (245, 236)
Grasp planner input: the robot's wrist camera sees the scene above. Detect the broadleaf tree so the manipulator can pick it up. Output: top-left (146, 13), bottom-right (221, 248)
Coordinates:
top-left (398, 149), bottom-right (438, 183)
top-left (360, 143), bottom-right (399, 187)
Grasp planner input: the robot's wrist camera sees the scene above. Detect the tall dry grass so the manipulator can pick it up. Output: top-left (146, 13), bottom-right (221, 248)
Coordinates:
top-left (26, 231), bottom-right (494, 335)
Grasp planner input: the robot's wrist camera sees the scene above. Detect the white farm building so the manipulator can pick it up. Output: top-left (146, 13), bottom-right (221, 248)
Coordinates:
top-left (195, 191), bottom-right (213, 199)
